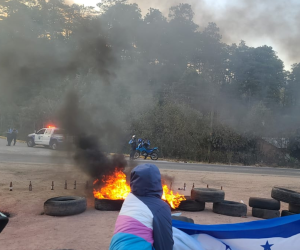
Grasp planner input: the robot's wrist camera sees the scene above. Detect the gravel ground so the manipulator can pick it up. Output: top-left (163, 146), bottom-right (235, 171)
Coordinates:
top-left (0, 162), bottom-right (299, 250)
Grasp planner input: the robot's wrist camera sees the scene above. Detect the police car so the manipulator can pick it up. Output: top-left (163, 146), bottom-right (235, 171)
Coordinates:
top-left (27, 126), bottom-right (64, 150)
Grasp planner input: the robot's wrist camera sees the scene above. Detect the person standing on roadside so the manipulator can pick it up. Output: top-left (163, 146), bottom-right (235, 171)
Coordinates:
top-left (6, 128), bottom-right (13, 146)
top-left (12, 129), bottom-right (18, 146)
top-left (129, 135), bottom-right (137, 160)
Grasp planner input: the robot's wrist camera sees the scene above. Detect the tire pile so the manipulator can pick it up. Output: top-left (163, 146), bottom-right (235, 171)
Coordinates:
top-left (178, 188), bottom-right (248, 217)
top-left (249, 197), bottom-right (280, 219)
top-left (248, 186), bottom-right (300, 219)
top-left (271, 186), bottom-right (300, 217)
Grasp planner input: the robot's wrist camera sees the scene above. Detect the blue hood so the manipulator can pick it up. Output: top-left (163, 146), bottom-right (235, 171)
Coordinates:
top-left (130, 164), bottom-right (163, 198)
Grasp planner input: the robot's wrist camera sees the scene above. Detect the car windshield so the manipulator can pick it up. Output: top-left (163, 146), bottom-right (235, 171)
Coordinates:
top-left (36, 129), bottom-right (46, 135)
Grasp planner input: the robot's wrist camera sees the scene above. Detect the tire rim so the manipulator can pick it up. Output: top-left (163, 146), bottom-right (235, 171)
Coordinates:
top-left (52, 143), bottom-right (57, 150)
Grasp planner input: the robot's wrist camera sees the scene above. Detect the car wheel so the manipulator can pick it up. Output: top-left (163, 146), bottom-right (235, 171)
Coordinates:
top-left (50, 141), bottom-right (58, 150)
top-left (27, 138), bottom-right (35, 147)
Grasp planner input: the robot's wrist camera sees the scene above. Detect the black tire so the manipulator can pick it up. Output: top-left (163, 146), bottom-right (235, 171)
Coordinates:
top-left (50, 141), bottom-right (58, 150)
top-left (191, 188), bottom-right (225, 203)
top-left (271, 187), bottom-right (300, 205)
top-left (133, 151), bottom-right (140, 159)
top-left (252, 208), bottom-right (280, 219)
top-left (95, 198), bottom-right (124, 211)
top-left (150, 152), bottom-right (158, 160)
top-left (281, 210), bottom-right (296, 217)
top-left (213, 201), bottom-right (247, 217)
top-left (289, 203), bottom-right (300, 214)
top-left (44, 196), bottom-right (87, 216)
top-left (178, 196), bottom-right (205, 212)
top-left (0, 213), bottom-right (9, 233)
top-left (171, 215), bottom-right (194, 224)
top-left (249, 197), bottom-right (280, 210)
top-left (27, 138), bottom-right (35, 147)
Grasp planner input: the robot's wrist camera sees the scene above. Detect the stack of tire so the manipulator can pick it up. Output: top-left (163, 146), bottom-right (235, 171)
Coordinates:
top-left (249, 197), bottom-right (280, 219)
top-left (190, 188), bottom-right (247, 217)
top-left (271, 186), bottom-right (300, 217)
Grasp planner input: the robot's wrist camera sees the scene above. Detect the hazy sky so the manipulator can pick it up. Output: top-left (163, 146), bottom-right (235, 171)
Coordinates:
top-left (73, 0), bottom-right (300, 69)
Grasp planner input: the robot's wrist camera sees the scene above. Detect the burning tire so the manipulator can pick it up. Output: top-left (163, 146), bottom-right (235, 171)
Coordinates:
top-left (177, 196), bottom-right (205, 212)
top-left (213, 201), bottom-right (247, 217)
top-left (95, 198), bottom-right (124, 211)
top-left (271, 187), bottom-right (300, 205)
top-left (44, 196), bottom-right (87, 216)
top-left (191, 188), bottom-right (225, 203)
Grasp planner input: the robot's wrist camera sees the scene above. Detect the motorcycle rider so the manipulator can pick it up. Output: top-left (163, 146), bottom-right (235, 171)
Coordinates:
top-left (129, 135), bottom-right (137, 160)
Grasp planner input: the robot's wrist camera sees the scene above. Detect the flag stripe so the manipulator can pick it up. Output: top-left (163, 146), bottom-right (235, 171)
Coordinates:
top-left (173, 214), bottom-right (300, 239)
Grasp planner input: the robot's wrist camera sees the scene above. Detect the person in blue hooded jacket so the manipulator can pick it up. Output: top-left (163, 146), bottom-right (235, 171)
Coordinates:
top-left (110, 164), bottom-right (174, 250)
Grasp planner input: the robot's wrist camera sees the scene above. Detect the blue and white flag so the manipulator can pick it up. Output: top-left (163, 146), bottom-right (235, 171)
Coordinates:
top-left (172, 214), bottom-right (300, 250)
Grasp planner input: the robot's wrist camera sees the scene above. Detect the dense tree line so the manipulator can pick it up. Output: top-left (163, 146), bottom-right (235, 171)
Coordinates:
top-left (1, 0), bottom-right (300, 166)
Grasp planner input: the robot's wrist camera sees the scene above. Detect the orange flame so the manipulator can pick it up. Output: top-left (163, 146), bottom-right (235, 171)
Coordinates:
top-left (93, 169), bottom-right (185, 208)
top-left (161, 185), bottom-right (186, 209)
top-left (93, 169), bottom-right (131, 200)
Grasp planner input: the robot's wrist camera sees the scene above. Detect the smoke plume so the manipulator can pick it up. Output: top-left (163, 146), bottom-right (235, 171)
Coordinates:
top-left (58, 91), bottom-right (130, 187)
top-left (130, 0), bottom-right (300, 67)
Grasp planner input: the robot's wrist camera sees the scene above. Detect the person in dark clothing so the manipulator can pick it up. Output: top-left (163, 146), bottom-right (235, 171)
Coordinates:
top-left (6, 128), bottom-right (13, 146)
top-left (128, 135), bottom-right (137, 160)
top-left (11, 129), bottom-right (18, 146)
top-left (143, 138), bottom-right (150, 159)
top-left (110, 164), bottom-right (174, 250)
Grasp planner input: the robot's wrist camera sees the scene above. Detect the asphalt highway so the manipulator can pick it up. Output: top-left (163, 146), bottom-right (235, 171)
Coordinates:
top-left (0, 139), bottom-right (300, 177)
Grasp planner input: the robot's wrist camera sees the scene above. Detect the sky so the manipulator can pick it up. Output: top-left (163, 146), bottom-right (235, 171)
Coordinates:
top-left (73, 0), bottom-right (300, 70)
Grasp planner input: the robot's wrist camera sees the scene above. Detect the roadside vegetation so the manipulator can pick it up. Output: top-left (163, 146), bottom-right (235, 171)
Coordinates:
top-left (1, 0), bottom-right (300, 166)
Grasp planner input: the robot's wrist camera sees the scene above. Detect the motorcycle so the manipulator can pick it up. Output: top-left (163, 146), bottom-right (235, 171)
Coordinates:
top-left (134, 146), bottom-right (159, 160)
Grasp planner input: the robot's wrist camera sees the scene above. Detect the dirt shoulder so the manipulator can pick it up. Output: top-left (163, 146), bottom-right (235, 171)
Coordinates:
top-left (0, 163), bottom-right (299, 250)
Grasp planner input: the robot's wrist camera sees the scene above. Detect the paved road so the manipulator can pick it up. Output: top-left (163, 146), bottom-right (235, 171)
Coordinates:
top-left (0, 139), bottom-right (300, 177)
